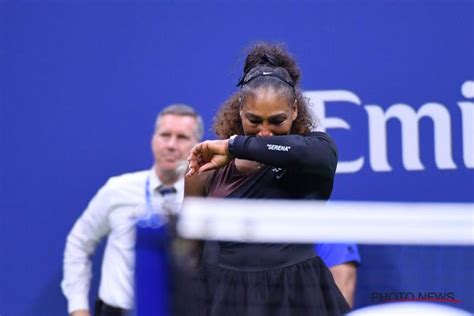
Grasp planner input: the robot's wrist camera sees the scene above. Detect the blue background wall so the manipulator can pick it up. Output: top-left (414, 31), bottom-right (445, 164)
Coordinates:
top-left (1, 0), bottom-right (473, 315)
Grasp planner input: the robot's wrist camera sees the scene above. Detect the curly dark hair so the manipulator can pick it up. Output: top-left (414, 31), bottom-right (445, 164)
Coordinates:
top-left (213, 42), bottom-right (315, 138)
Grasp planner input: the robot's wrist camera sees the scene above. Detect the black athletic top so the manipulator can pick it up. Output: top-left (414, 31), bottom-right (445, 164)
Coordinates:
top-left (204, 132), bottom-right (338, 271)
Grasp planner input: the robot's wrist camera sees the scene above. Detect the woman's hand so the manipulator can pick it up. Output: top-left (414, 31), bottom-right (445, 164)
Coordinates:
top-left (186, 139), bottom-right (232, 176)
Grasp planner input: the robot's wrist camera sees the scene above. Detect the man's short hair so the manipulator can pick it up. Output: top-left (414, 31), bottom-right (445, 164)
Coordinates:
top-left (155, 104), bottom-right (204, 141)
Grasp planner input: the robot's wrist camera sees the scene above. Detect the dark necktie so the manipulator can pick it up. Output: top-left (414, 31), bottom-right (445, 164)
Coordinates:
top-left (157, 186), bottom-right (177, 196)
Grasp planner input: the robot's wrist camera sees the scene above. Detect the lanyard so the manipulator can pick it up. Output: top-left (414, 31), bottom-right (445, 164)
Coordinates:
top-left (145, 174), bottom-right (153, 213)
top-left (142, 174), bottom-right (176, 228)
top-left (139, 174), bottom-right (165, 228)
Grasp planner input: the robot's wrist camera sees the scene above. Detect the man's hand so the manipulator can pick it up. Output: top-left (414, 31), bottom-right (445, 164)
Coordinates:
top-left (70, 310), bottom-right (91, 316)
top-left (186, 139), bottom-right (232, 176)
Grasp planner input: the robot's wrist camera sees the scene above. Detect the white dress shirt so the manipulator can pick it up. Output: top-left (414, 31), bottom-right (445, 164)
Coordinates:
top-left (61, 168), bottom-right (184, 313)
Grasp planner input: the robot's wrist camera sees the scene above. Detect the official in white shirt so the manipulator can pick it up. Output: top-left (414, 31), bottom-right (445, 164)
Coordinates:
top-left (61, 104), bottom-right (203, 316)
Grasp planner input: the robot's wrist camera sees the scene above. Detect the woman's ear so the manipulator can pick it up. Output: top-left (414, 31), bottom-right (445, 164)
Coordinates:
top-left (292, 99), bottom-right (298, 121)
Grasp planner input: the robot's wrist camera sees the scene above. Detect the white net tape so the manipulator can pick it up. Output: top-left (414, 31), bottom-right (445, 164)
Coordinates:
top-left (178, 198), bottom-right (474, 245)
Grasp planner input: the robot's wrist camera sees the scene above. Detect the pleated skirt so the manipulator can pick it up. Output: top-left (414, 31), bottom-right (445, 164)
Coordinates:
top-left (195, 256), bottom-right (351, 316)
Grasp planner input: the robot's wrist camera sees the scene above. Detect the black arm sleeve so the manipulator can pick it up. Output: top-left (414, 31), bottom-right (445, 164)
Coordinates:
top-left (231, 132), bottom-right (338, 178)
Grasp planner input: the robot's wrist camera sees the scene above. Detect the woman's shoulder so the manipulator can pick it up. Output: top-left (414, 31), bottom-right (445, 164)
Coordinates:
top-left (184, 168), bottom-right (220, 197)
top-left (305, 131), bottom-right (338, 152)
top-left (306, 131), bottom-right (335, 141)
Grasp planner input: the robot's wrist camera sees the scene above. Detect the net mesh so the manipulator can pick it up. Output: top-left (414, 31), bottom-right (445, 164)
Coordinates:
top-left (135, 198), bottom-right (474, 315)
